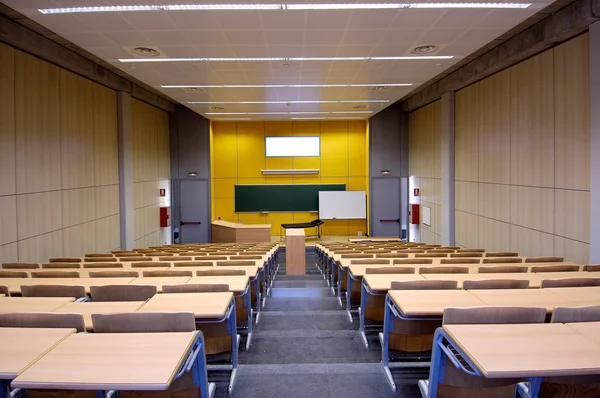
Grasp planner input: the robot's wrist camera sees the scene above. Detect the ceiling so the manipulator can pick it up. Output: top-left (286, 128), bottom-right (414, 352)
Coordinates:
top-left (3, 0), bottom-right (556, 121)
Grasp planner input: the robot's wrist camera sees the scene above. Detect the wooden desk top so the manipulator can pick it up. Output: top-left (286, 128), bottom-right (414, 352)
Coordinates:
top-left (11, 332), bottom-right (197, 391)
top-left (470, 289), bottom-right (576, 312)
top-left (0, 277), bottom-right (136, 294)
top-left (212, 220), bottom-right (271, 229)
top-left (139, 292), bottom-right (233, 319)
top-left (363, 274), bottom-right (425, 292)
top-left (214, 265), bottom-right (262, 274)
top-left (129, 277), bottom-right (191, 293)
top-left (389, 289), bottom-right (485, 317)
top-left (0, 297), bottom-right (76, 313)
top-left (286, 229), bottom-right (305, 237)
top-left (348, 264), bottom-right (413, 278)
top-left (443, 323), bottom-right (600, 378)
top-left (566, 321), bottom-right (600, 344)
top-left (53, 301), bottom-right (145, 331)
top-left (187, 276), bottom-right (249, 293)
top-left (0, 327), bottom-right (75, 380)
top-left (421, 273), bottom-right (543, 288)
top-left (544, 286), bottom-right (600, 306)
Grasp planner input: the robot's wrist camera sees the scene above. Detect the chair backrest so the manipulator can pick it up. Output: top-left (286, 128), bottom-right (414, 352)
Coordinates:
top-left (90, 285), bottom-right (157, 302)
top-left (393, 258), bottom-right (433, 265)
top-left (41, 263), bottom-right (81, 269)
top-left (551, 306), bottom-right (600, 323)
top-left (482, 257), bottom-right (523, 264)
top-left (142, 270), bottom-right (193, 277)
top-left (120, 257), bottom-right (151, 262)
top-left (196, 269), bottom-right (246, 276)
top-left (85, 253), bottom-right (114, 258)
top-left (229, 255), bottom-right (262, 260)
top-left (201, 256), bottom-right (228, 260)
top-left (0, 270), bottom-right (28, 278)
top-left (350, 259), bottom-right (390, 265)
top-left (365, 267), bottom-right (415, 274)
top-left (114, 252), bottom-right (138, 257)
top-left (531, 265), bottom-right (580, 273)
top-left (88, 270), bottom-right (139, 278)
top-left (583, 264), bottom-right (600, 272)
top-left (419, 266), bottom-right (470, 274)
top-left (402, 249), bottom-right (426, 253)
top-left (158, 256), bottom-right (193, 262)
top-left (21, 284), bottom-right (87, 298)
top-left (441, 258), bottom-right (481, 264)
top-left (31, 271), bottom-right (80, 278)
top-left (340, 254), bottom-right (373, 259)
top-left (485, 252), bottom-right (519, 257)
top-left (525, 256), bottom-right (564, 263)
top-left (83, 257), bottom-right (117, 263)
top-left (0, 312), bottom-right (86, 332)
top-left (2, 263), bottom-right (40, 269)
top-left (0, 285), bottom-right (8, 296)
top-left (457, 249), bottom-right (485, 253)
top-left (363, 249), bottom-right (392, 254)
top-left (83, 263), bottom-right (124, 269)
top-left (427, 249), bottom-right (455, 254)
top-left (390, 280), bottom-right (458, 290)
top-left (416, 253), bottom-right (448, 258)
top-left (92, 312), bottom-right (196, 333)
top-left (450, 253), bottom-right (483, 258)
top-left (463, 279), bottom-right (530, 290)
top-left (49, 258), bottom-right (82, 263)
top-left (478, 265), bottom-right (529, 273)
top-left (130, 262), bottom-right (171, 268)
top-left (443, 306), bottom-right (546, 325)
top-left (174, 261), bottom-right (214, 267)
top-left (540, 278), bottom-right (600, 288)
top-left (163, 284), bottom-right (230, 293)
top-left (216, 260), bottom-right (256, 266)
top-left (376, 253), bottom-right (409, 259)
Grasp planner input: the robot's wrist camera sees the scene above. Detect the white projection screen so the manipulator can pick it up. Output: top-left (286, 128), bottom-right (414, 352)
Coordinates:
top-left (318, 191), bottom-right (366, 219)
top-left (265, 136), bottom-right (320, 157)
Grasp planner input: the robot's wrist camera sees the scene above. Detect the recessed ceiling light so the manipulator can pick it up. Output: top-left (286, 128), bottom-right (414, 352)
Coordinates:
top-left (411, 45), bottom-right (438, 55)
top-left (118, 55), bottom-right (453, 62)
top-left (39, 3), bottom-right (530, 14)
top-left (131, 47), bottom-right (161, 57)
top-left (164, 83), bottom-right (411, 88)
top-left (188, 100), bottom-right (389, 104)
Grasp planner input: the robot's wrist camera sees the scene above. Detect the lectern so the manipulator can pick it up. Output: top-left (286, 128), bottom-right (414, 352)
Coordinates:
top-left (285, 229), bottom-right (306, 275)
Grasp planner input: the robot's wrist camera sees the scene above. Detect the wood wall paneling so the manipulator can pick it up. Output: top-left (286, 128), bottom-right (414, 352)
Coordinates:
top-left (18, 230), bottom-right (63, 262)
top-left (95, 185), bottom-right (120, 219)
top-left (0, 196), bottom-right (18, 246)
top-left (554, 34), bottom-right (590, 191)
top-left (509, 51), bottom-right (555, 188)
top-left (478, 218), bottom-right (511, 252)
top-left (0, 243), bottom-right (18, 263)
top-left (509, 225), bottom-right (554, 257)
top-left (63, 221), bottom-right (96, 257)
top-left (478, 183), bottom-right (510, 222)
top-left (455, 181), bottom-right (479, 214)
top-left (16, 191), bottom-right (62, 241)
top-left (96, 214), bottom-right (120, 253)
top-left (15, 51), bottom-right (61, 194)
top-left (61, 187), bottom-right (96, 228)
top-left (454, 84), bottom-right (479, 182)
top-left (554, 189), bottom-right (590, 243)
top-left (0, 43), bottom-right (16, 197)
top-left (554, 236), bottom-right (589, 265)
top-left (93, 84), bottom-right (119, 186)
top-left (509, 186), bottom-right (554, 234)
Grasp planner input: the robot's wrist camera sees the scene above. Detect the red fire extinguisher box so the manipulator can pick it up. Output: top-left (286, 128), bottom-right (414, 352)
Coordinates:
top-left (160, 206), bottom-right (171, 227)
top-left (409, 204), bottom-right (420, 224)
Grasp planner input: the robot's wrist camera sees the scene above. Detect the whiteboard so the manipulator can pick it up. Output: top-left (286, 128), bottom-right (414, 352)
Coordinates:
top-left (318, 191), bottom-right (366, 220)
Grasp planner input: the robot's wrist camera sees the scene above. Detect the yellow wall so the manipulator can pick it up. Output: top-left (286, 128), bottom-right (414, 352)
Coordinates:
top-left (211, 120), bottom-right (368, 236)
top-left (0, 43), bottom-right (120, 262)
top-left (132, 99), bottom-right (171, 248)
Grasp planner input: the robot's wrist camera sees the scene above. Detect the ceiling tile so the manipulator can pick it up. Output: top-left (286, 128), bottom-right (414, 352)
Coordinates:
top-left (268, 45), bottom-right (304, 57)
top-left (416, 29), bottom-right (466, 45)
top-left (184, 31), bottom-right (229, 46)
top-left (195, 45), bottom-right (236, 58)
top-left (142, 31), bottom-right (192, 46)
top-left (391, 10), bottom-right (445, 30)
top-left (103, 30), bottom-right (151, 47)
top-left (156, 45), bottom-right (198, 58)
top-left (304, 30), bottom-right (345, 46)
top-left (122, 11), bottom-right (177, 30)
top-left (225, 31), bottom-right (266, 46)
top-left (260, 12), bottom-right (307, 30)
top-left (347, 10), bottom-right (399, 30)
top-left (379, 30), bottom-right (424, 47)
top-left (342, 30), bottom-right (386, 46)
top-left (265, 30), bottom-right (305, 46)
top-left (302, 46), bottom-right (340, 57)
top-left (305, 11), bottom-right (351, 30)
top-left (217, 11), bottom-right (263, 30)
top-left (231, 45), bottom-right (271, 58)
top-left (433, 10), bottom-right (492, 29)
top-left (65, 32), bottom-right (116, 47)
top-left (167, 13), bottom-right (221, 30)
top-left (75, 14), bottom-right (135, 32)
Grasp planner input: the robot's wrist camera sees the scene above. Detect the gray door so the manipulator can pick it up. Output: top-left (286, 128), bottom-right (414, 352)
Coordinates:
top-left (371, 177), bottom-right (401, 237)
top-left (180, 179), bottom-right (209, 243)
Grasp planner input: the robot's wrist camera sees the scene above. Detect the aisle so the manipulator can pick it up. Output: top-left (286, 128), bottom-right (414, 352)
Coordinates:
top-left (213, 250), bottom-right (422, 398)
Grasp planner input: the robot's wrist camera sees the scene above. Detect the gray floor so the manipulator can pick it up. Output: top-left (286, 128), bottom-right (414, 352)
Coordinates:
top-left (212, 251), bottom-right (424, 398)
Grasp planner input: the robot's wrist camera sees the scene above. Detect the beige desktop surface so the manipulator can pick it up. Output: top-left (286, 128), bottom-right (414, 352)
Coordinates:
top-left (0, 297), bottom-right (75, 313)
top-left (53, 301), bottom-right (145, 331)
top-left (139, 292), bottom-right (233, 318)
top-left (389, 289), bottom-right (486, 317)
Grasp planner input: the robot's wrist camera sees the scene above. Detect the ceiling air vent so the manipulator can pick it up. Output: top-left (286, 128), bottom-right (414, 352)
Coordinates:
top-left (370, 86), bottom-right (394, 91)
top-left (353, 105), bottom-right (368, 109)
top-left (410, 45), bottom-right (438, 55)
top-left (209, 106), bottom-right (225, 111)
top-left (131, 46), bottom-right (161, 57)
top-left (181, 87), bottom-right (204, 93)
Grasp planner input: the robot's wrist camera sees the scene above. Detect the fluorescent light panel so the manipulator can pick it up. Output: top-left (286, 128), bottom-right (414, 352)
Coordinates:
top-left (119, 56), bottom-right (453, 62)
top-left (189, 100), bottom-right (389, 104)
top-left (40, 3), bottom-right (530, 13)
top-left (163, 83), bottom-right (411, 88)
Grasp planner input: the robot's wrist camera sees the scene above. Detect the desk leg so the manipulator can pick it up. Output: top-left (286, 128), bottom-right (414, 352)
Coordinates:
top-left (382, 294), bottom-right (396, 392)
top-left (519, 378), bottom-right (543, 398)
top-left (254, 274), bottom-right (261, 325)
top-left (359, 279), bottom-right (369, 348)
top-left (260, 267), bottom-right (267, 308)
top-left (346, 272), bottom-right (354, 323)
top-left (325, 257), bottom-right (331, 284)
top-left (244, 287), bottom-right (253, 350)
top-left (336, 266), bottom-right (344, 307)
top-left (330, 261), bottom-right (337, 295)
top-left (191, 333), bottom-right (213, 398)
top-left (0, 380), bottom-right (9, 398)
top-left (427, 329), bottom-right (446, 398)
top-left (227, 299), bottom-right (239, 394)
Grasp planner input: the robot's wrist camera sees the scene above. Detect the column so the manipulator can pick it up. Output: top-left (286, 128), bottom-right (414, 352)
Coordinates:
top-left (590, 22), bottom-right (600, 262)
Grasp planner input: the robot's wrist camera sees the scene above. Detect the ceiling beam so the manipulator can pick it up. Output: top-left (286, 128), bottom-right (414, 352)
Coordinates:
top-left (401, 0), bottom-right (600, 113)
top-left (0, 11), bottom-right (176, 113)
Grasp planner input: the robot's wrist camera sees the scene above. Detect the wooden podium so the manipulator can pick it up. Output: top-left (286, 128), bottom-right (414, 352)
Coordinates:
top-left (285, 229), bottom-right (306, 275)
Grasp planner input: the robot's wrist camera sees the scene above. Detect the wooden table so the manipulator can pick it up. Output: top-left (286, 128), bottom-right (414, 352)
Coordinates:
top-left (388, 289), bottom-right (485, 317)
top-left (469, 289), bottom-right (576, 313)
top-left (285, 229), bottom-right (306, 275)
top-left (363, 274), bottom-right (426, 292)
top-left (0, 328), bottom-right (75, 380)
top-left (0, 297), bottom-right (75, 313)
top-left (566, 321), bottom-right (600, 344)
top-left (53, 301), bottom-right (145, 331)
top-left (187, 276), bottom-right (249, 293)
top-left (0, 277), bottom-right (135, 295)
top-left (544, 286), bottom-right (600, 306)
top-left (129, 277), bottom-right (191, 293)
top-left (211, 220), bottom-right (271, 243)
top-left (421, 273), bottom-right (543, 288)
top-left (11, 332), bottom-right (207, 392)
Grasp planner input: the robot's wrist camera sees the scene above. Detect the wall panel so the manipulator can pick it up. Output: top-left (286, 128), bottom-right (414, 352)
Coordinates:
top-left (62, 187), bottom-right (96, 228)
top-left (554, 189), bottom-right (590, 243)
top-left (18, 231), bottom-right (63, 263)
top-left (0, 43), bottom-right (16, 197)
top-left (0, 196), bottom-right (17, 246)
top-left (455, 84), bottom-right (479, 182)
top-left (16, 191), bottom-right (62, 241)
top-left (63, 222), bottom-right (96, 257)
top-left (93, 84), bottom-right (119, 186)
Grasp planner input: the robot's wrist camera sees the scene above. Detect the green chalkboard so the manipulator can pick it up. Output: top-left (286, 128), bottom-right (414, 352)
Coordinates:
top-left (234, 184), bottom-right (346, 212)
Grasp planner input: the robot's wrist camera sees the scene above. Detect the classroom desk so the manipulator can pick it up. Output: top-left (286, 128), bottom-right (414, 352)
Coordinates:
top-left (285, 229), bottom-right (306, 275)
top-left (53, 301), bottom-right (145, 331)
top-left (211, 220), bottom-right (271, 243)
top-left (0, 327), bottom-right (75, 398)
top-left (0, 297), bottom-right (75, 313)
top-left (187, 275), bottom-right (254, 349)
top-left (215, 265), bottom-right (264, 316)
top-left (0, 277), bottom-right (136, 295)
top-left (566, 321), bottom-right (600, 344)
top-left (11, 331), bottom-right (214, 398)
top-left (421, 273), bottom-right (544, 288)
top-left (544, 286), bottom-right (600, 306)
top-left (380, 290), bottom-right (487, 390)
top-left (138, 292), bottom-right (238, 393)
top-left (470, 289), bottom-right (576, 313)
top-left (129, 277), bottom-right (192, 292)
top-left (421, 323), bottom-right (600, 397)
